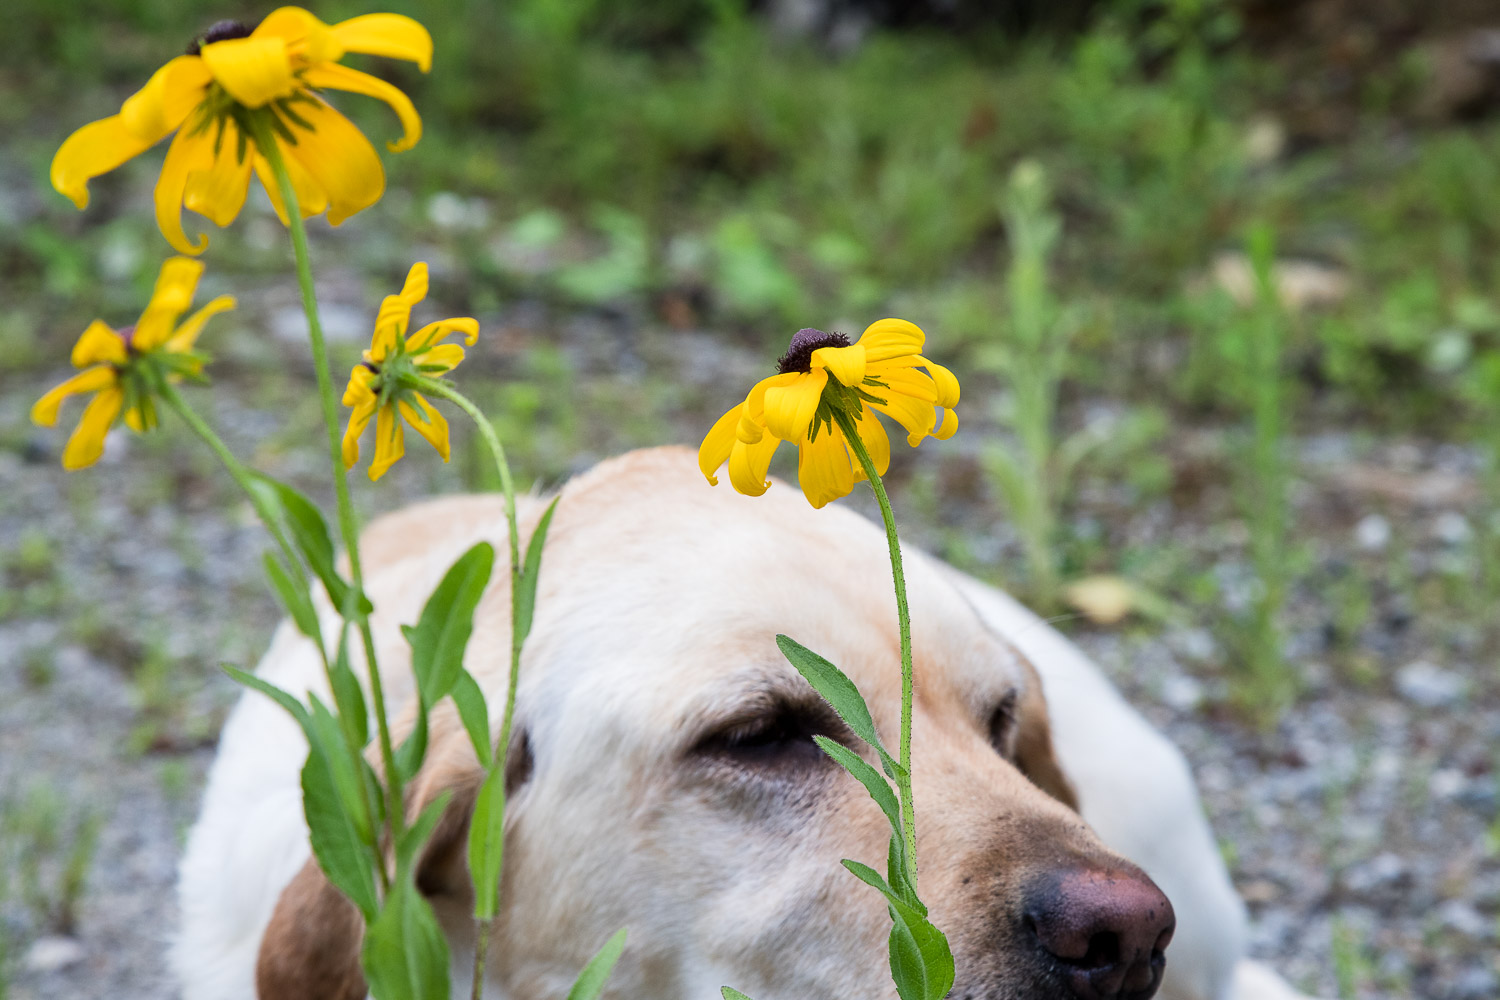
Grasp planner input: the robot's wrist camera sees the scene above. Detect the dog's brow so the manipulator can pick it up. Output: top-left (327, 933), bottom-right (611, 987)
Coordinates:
top-left (682, 674), bottom-right (851, 746)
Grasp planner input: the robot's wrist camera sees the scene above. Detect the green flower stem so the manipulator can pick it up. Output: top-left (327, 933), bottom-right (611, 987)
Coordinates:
top-left (157, 378), bottom-right (387, 889)
top-left (250, 115), bottom-right (405, 847)
top-left (414, 376), bottom-right (519, 1000)
top-left (833, 408), bottom-right (918, 890)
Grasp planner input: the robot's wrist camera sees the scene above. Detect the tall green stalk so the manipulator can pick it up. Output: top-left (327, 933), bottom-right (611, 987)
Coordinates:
top-left (250, 115), bottom-right (405, 843)
top-left (832, 408), bottom-right (918, 889)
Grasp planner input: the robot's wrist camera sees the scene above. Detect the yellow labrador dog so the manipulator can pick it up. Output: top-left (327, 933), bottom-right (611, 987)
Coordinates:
top-left (175, 447), bottom-right (1312, 1000)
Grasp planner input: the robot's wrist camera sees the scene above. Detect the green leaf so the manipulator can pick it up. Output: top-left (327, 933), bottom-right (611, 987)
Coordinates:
top-left (300, 725), bottom-right (378, 920)
top-left (306, 695), bottom-right (373, 844)
top-left (775, 635), bottom-right (903, 780)
top-left (407, 543), bottom-right (495, 710)
top-left (394, 706), bottom-right (429, 786)
top-left (263, 552), bottom-right (321, 643)
top-left (328, 637), bottom-right (369, 749)
top-left (721, 989), bottom-right (756, 1000)
top-left (887, 831), bottom-right (922, 913)
top-left (514, 497), bottom-right (560, 644)
top-left (886, 900), bottom-right (954, 1000)
top-left (450, 670), bottom-right (493, 769)
top-left (222, 663), bottom-right (309, 728)
top-left (813, 735), bottom-right (900, 834)
top-left (565, 927), bottom-right (628, 1000)
top-left (467, 758), bottom-right (507, 920)
top-left (396, 791), bottom-right (452, 875)
top-left (249, 474), bottom-right (371, 616)
top-left (361, 876), bottom-right (451, 1000)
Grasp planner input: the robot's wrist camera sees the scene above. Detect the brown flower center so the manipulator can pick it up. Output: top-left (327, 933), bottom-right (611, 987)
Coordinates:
top-left (776, 328), bottom-right (849, 374)
top-left (187, 20), bottom-right (253, 56)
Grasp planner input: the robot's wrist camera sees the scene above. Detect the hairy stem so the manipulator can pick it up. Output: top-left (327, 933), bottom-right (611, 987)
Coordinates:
top-left (833, 408), bottom-right (918, 889)
top-left (251, 115), bottom-right (404, 850)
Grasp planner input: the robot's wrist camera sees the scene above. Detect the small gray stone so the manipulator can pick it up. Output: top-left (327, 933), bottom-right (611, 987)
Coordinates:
top-left (1453, 964), bottom-right (1498, 1000)
top-left (23, 936), bottom-right (86, 974)
top-left (1437, 899), bottom-right (1493, 939)
top-left (1354, 513), bottom-right (1391, 551)
top-left (1432, 511), bottom-right (1473, 545)
top-left (1160, 674), bottom-right (1204, 713)
top-left (1395, 661), bottom-right (1467, 708)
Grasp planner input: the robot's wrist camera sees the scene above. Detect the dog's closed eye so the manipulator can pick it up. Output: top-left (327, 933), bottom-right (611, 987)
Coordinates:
top-left (988, 688), bottom-right (1020, 760)
top-left (692, 698), bottom-right (848, 771)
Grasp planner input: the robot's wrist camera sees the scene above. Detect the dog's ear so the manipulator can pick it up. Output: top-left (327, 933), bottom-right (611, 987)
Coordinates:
top-left (255, 716), bottom-right (490, 999)
top-left (1012, 659), bottom-right (1080, 812)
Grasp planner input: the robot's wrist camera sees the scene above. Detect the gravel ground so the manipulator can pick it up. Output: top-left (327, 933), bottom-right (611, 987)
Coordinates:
top-left (2, 288), bottom-right (1498, 1000)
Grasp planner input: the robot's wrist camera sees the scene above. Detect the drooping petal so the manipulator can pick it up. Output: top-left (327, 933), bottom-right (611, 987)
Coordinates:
top-left (727, 433), bottom-right (780, 497)
top-left (797, 425), bottom-right (855, 509)
top-left (847, 404), bottom-right (891, 483)
top-left (31, 367), bottom-right (116, 427)
top-left (916, 356), bottom-right (960, 408)
top-left (50, 56), bottom-right (209, 210)
top-left (331, 13), bottom-right (433, 72)
top-left (52, 116), bottom-right (160, 211)
top-left (302, 63), bottom-right (422, 152)
top-left (342, 365), bottom-right (377, 407)
top-left (411, 343), bottom-right (464, 373)
top-left (742, 373), bottom-right (797, 427)
top-left (762, 370), bottom-right (827, 442)
top-left (407, 316), bottom-right (479, 352)
top-left (165, 295), bottom-right (237, 353)
top-left (254, 6), bottom-right (343, 66)
top-left (133, 256), bottom-right (206, 349)
top-left (811, 343), bottom-right (866, 387)
top-left (200, 35), bottom-right (298, 108)
top-left (155, 125), bottom-right (216, 254)
top-left (878, 366), bottom-right (938, 403)
top-left (281, 97), bottom-right (384, 226)
top-left (699, 404), bottom-right (741, 485)
top-left (252, 143), bottom-right (327, 224)
top-left (70, 320), bottom-right (127, 368)
top-left (341, 395), bottom-right (377, 468)
top-left (181, 117), bottom-right (255, 230)
top-left (368, 403), bottom-right (405, 480)
top-left (397, 260), bottom-right (430, 304)
top-left (857, 317), bottom-right (926, 363)
top-left (870, 390), bottom-right (938, 447)
top-left (62, 385), bottom-right (125, 470)
top-left (397, 394), bottom-right (450, 461)
top-left (935, 408), bottom-right (958, 440)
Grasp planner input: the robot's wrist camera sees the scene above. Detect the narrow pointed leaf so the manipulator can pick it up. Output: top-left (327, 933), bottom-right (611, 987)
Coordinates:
top-left (450, 669), bottom-right (493, 769)
top-left (361, 876), bottom-right (451, 1000)
top-left (776, 634), bottom-right (903, 779)
top-left (327, 637), bottom-right (369, 749)
top-left (300, 729), bottom-right (378, 920)
top-left (263, 552), bottom-right (321, 643)
top-left (565, 927), bottom-right (628, 1000)
top-left (467, 758), bottom-right (507, 920)
top-left (813, 735), bottom-right (900, 834)
top-left (407, 542), bottom-right (495, 709)
top-left (222, 663), bottom-right (309, 728)
top-left (721, 989), bottom-right (756, 1000)
top-left (514, 497), bottom-right (560, 644)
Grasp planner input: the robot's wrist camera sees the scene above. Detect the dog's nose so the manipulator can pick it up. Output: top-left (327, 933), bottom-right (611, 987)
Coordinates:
top-left (1023, 867), bottom-right (1174, 1000)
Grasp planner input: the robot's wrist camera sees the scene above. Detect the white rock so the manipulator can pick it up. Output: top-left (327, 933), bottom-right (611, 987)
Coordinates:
top-left (1433, 511), bottom-right (1473, 545)
top-left (1160, 674), bottom-right (1205, 713)
top-left (1354, 513), bottom-right (1391, 552)
top-left (1438, 899), bottom-right (1493, 938)
top-left (23, 936), bottom-right (85, 974)
top-left (1395, 660), bottom-right (1468, 708)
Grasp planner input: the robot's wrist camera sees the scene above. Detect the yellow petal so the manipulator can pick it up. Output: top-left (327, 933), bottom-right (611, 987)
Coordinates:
top-left (870, 391), bottom-right (937, 447)
top-left (134, 257), bottom-right (206, 350)
top-left (397, 261), bottom-right (430, 305)
top-left (878, 366), bottom-right (938, 403)
top-left (699, 404), bottom-right (742, 485)
top-left (31, 367), bottom-right (116, 427)
top-left (254, 6), bottom-right (343, 66)
top-left (341, 395), bottom-right (376, 468)
top-left (857, 317), bottom-right (926, 363)
top-left (155, 126), bottom-right (215, 254)
top-left (412, 343), bottom-right (464, 374)
top-left (935, 408), bottom-right (958, 440)
top-left (342, 365), bottom-right (377, 406)
top-left (282, 97), bottom-right (384, 226)
top-left (52, 116), bottom-right (159, 211)
top-left (397, 394), bottom-right (450, 461)
top-left (302, 63), bottom-right (422, 153)
top-left (62, 385), bottom-right (124, 470)
top-left (252, 143), bottom-right (327, 224)
top-left (200, 35), bottom-right (298, 108)
top-left (762, 370), bottom-right (827, 442)
top-left (50, 56), bottom-right (209, 210)
top-left (368, 404), bottom-right (405, 481)
top-left (165, 294), bottom-right (236, 353)
top-left (728, 433), bottom-right (780, 497)
top-left (811, 343), bottom-right (866, 387)
top-left (331, 13), bottom-right (433, 72)
top-left (916, 356), bottom-right (960, 408)
top-left (70, 320), bottom-right (127, 368)
top-left (407, 317), bottom-right (479, 353)
top-left (847, 404), bottom-right (891, 483)
top-left (797, 426), bottom-right (855, 509)
top-left (181, 118), bottom-right (255, 229)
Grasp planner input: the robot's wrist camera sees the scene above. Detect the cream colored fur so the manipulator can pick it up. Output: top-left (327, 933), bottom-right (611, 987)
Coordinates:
top-left (174, 447), bottom-right (1316, 1000)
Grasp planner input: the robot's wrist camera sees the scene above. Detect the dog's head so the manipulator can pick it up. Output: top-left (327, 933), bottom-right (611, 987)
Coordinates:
top-left (259, 447), bottom-right (1173, 1000)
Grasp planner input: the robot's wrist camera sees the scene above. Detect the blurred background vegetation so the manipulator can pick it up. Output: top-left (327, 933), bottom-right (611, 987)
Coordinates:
top-left (3, 0), bottom-right (1500, 997)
